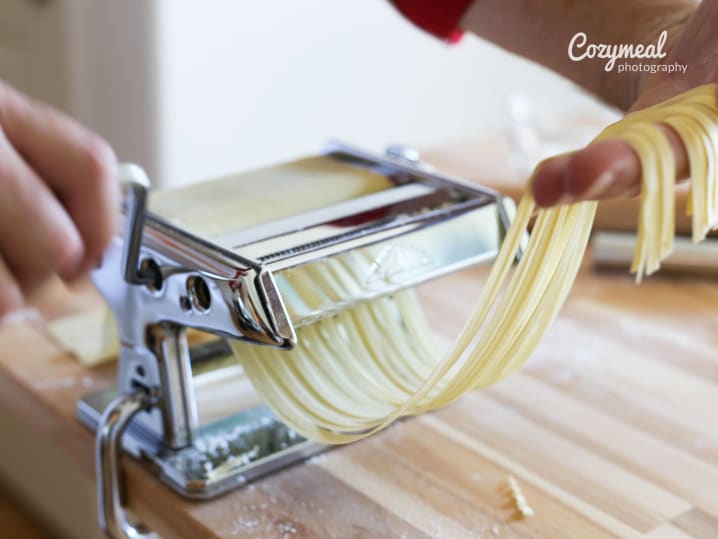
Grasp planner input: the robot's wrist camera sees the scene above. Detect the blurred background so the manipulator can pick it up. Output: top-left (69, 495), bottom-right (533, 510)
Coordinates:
top-left (0, 0), bottom-right (615, 188)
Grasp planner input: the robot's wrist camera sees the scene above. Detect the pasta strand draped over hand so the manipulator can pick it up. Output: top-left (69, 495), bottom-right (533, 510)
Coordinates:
top-left (233, 84), bottom-right (718, 444)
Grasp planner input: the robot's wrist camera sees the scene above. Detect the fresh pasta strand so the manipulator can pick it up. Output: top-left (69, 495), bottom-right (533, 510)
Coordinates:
top-left (232, 84), bottom-right (718, 444)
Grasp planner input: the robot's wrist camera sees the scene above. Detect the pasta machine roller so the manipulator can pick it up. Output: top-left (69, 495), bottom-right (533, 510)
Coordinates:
top-left (76, 141), bottom-right (518, 538)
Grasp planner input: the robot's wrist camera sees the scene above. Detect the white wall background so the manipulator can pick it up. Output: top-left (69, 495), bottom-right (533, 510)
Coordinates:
top-left (0, 0), bottom-right (610, 187)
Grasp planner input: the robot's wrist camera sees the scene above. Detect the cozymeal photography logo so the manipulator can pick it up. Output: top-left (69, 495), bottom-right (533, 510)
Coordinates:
top-left (568, 30), bottom-right (687, 75)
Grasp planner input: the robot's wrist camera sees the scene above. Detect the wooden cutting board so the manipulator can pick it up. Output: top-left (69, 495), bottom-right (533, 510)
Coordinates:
top-left (0, 259), bottom-right (717, 538)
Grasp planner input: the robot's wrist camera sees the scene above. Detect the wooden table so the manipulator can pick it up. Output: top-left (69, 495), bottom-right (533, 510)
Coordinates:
top-left (0, 484), bottom-right (49, 538)
top-left (1, 140), bottom-right (718, 538)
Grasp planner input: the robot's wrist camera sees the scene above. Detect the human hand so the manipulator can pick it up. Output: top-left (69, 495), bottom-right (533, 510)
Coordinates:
top-left (532, 0), bottom-right (716, 207)
top-left (0, 81), bottom-right (118, 318)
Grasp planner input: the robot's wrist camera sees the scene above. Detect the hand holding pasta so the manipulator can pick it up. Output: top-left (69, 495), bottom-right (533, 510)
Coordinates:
top-left (0, 81), bottom-right (118, 319)
top-left (235, 84), bottom-right (718, 444)
top-left (532, 0), bottom-right (718, 208)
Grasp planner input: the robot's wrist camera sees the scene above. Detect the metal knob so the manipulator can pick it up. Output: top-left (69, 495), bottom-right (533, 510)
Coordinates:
top-left (385, 144), bottom-right (421, 165)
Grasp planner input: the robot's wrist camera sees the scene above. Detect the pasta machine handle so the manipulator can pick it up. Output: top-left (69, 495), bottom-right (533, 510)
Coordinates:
top-left (96, 389), bottom-right (160, 539)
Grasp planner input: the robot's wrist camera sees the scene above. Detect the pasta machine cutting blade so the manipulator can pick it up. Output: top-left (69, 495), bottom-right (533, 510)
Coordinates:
top-left (75, 142), bottom-right (518, 539)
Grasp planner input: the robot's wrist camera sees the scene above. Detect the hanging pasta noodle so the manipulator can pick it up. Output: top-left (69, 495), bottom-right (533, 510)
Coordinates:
top-left (232, 84), bottom-right (718, 444)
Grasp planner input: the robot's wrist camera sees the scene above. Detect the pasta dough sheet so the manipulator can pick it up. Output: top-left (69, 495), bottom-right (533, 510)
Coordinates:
top-left (48, 307), bottom-right (119, 366)
top-left (149, 156), bottom-right (393, 243)
top-left (233, 84), bottom-right (718, 444)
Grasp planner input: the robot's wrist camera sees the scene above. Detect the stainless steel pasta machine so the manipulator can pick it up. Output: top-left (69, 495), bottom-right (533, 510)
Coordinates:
top-left (76, 142), bottom-right (519, 538)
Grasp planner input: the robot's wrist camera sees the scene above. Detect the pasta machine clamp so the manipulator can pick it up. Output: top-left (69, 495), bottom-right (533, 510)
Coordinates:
top-left (77, 143), bottom-right (519, 539)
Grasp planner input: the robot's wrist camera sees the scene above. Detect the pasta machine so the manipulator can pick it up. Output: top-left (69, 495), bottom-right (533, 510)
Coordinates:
top-left (76, 142), bottom-right (518, 538)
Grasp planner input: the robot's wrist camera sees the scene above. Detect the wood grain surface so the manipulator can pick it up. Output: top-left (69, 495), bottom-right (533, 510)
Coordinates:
top-left (0, 261), bottom-right (717, 538)
top-left (0, 486), bottom-right (53, 539)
